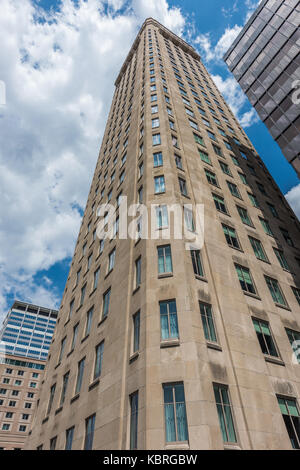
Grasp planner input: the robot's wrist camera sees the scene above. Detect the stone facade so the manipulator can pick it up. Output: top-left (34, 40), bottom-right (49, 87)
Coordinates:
top-left (25, 18), bottom-right (300, 450)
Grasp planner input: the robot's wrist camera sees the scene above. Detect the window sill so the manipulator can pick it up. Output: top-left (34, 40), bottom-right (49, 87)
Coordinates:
top-left (160, 338), bottom-right (180, 348)
top-left (243, 291), bottom-right (261, 301)
top-left (158, 273), bottom-right (173, 279)
top-left (135, 237), bottom-right (141, 246)
top-left (129, 351), bottom-right (139, 363)
top-left (83, 269), bottom-right (89, 278)
top-left (89, 288), bottom-right (97, 298)
top-left (54, 362), bottom-right (61, 370)
top-left (88, 379), bottom-right (100, 391)
top-left (207, 341), bottom-right (222, 351)
top-left (64, 318), bottom-right (70, 327)
top-left (274, 303), bottom-right (291, 311)
top-left (164, 442), bottom-right (189, 450)
top-left (195, 275), bottom-right (208, 282)
top-left (264, 356), bottom-right (285, 367)
top-left (224, 444), bottom-right (241, 450)
top-left (42, 417), bottom-right (49, 425)
top-left (70, 393), bottom-right (80, 404)
top-left (98, 315), bottom-right (108, 327)
top-left (81, 334), bottom-right (89, 344)
top-left (104, 268), bottom-right (113, 280)
top-left (55, 406), bottom-right (63, 415)
top-left (66, 349), bottom-right (74, 358)
top-left (76, 305), bottom-right (83, 313)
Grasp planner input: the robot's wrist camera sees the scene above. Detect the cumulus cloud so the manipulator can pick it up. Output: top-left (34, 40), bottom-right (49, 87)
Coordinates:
top-left (0, 0), bottom-right (186, 319)
top-left (285, 184), bottom-right (300, 220)
top-left (194, 25), bottom-right (242, 63)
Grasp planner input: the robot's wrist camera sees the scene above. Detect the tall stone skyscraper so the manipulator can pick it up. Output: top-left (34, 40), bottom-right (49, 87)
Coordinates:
top-left (26, 18), bottom-right (300, 450)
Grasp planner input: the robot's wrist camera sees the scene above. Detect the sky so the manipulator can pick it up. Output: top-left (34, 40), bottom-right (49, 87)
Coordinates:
top-left (0, 0), bottom-right (299, 323)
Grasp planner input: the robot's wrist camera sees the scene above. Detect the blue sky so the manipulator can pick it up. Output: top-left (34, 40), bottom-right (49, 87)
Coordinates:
top-left (0, 0), bottom-right (299, 323)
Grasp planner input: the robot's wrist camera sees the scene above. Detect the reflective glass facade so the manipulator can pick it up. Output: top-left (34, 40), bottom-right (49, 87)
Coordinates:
top-left (0, 301), bottom-right (58, 360)
top-left (224, 0), bottom-right (300, 176)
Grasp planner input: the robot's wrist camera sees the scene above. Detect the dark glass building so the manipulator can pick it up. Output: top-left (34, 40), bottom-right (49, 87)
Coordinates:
top-left (224, 0), bottom-right (300, 177)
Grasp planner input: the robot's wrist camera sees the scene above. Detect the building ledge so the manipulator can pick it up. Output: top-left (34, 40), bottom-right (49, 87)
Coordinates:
top-left (264, 356), bottom-right (285, 367)
top-left (160, 338), bottom-right (180, 348)
top-left (207, 341), bottom-right (222, 351)
top-left (129, 351), bottom-right (139, 363)
top-left (70, 393), bottom-right (80, 404)
top-left (164, 442), bottom-right (189, 450)
top-left (55, 406), bottom-right (63, 415)
top-left (88, 379), bottom-right (100, 392)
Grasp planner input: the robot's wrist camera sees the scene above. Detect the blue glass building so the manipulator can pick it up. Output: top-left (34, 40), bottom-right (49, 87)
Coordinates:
top-left (0, 301), bottom-right (58, 361)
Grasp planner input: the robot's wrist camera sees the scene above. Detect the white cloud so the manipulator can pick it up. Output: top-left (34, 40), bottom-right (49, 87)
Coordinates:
top-left (285, 184), bottom-right (300, 220)
top-left (194, 25), bottom-right (242, 63)
top-left (0, 0), bottom-right (186, 319)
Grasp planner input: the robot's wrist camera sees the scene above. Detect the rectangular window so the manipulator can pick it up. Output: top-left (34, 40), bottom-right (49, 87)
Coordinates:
top-left (193, 133), bottom-right (204, 146)
top-left (249, 237), bottom-right (268, 262)
top-left (199, 149), bottom-right (211, 164)
top-left (280, 228), bottom-right (294, 247)
top-left (267, 202), bottom-right (278, 218)
top-left (47, 384), bottom-right (56, 415)
top-left (222, 225), bottom-right (240, 249)
top-left (69, 299), bottom-right (74, 319)
top-left (94, 342), bottom-right (104, 380)
top-left (163, 383), bottom-right (188, 442)
top-left (130, 392), bottom-right (139, 450)
top-left (153, 152), bottom-right (163, 167)
top-left (174, 154), bottom-right (182, 169)
top-left (219, 161), bottom-right (231, 175)
top-left (178, 178), bottom-right (187, 196)
top-left (152, 118), bottom-right (159, 128)
top-left (84, 414), bottom-right (96, 450)
top-left (152, 133), bottom-right (161, 146)
top-left (265, 276), bottom-right (287, 306)
top-left (277, 396), bottom-right (300, 449)
top-left (133, 311), bottom-right (140, 354)
top-left (237, 206), bottom-right (253, 226)
top-left (75, 358), bottom-right (85, 395)
top-left (286, 329), bottom-right (300, 364)
top-left (252, 318), bottom-right (279, 357)
top-left (259, 217), bottom-right (273, 237)
top-left (235, 264), bottom-right (256, 295)
top-left (154, 175), bottom-right (165, 194)
top-left (157, 245), bottom-right (173, 274)
top-left (135, 257), bottom-right (141, 288)
top-left (191, 250), bottom-right (204, 277)
top-left (108, 248), bottom-right (116, 272)
top-left (85, 307), bottom-right (93, 337)
top-left (205, 169), bottom-right (218, 186)
top-left (71, 323), bottom-right (79, 351)
top-left (199, 302), bottom-right (217, 343)
top-left (292, 287), bottom-right (300, 306)
top-left (80, 284), bottom-right (86, 307)
top-left (93, 267), bottom-right (100, 290)
top-left (213, 384), bottom-right (237, 443)
top-left (156, 205), bottom-right (168, 229)
top-left (65, 427), bottom-right (74, 450)
top-left (60, 371), bottom-right (69, 406)
top-left (274, 248), bottom-right (290, 271)
top-left (102, 288), bottom-right (111, 319)
top-left (248, 193), bottom-right (259, 208)
top-left (58, 337), bottom-right (66, 363)
top-left (160, 300), bottom-right (178, 340)
top-left (227, 181), bottom-right (241, 198)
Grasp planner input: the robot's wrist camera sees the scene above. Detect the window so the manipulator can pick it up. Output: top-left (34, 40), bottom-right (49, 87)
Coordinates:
top-left (248, 193), bottom-right (259, 208)
top-left (207, 130), bottom-right (216, 141)
top-left (213, 193), bottom-right (228, 214)
top-left (252, 318), bottom-right (279, 357)
top-left (94, 341), bottom-right (104, 380)
top-left (152, 118), bottom-right (159, 128)
top-left (222, 225), bottom-right (240, 249)
top-left (205, 169), bottom-right (218, 186)
top-left (135, 257), bottom-right (141, 288)
top-left (213, 145), bottom-right (223, 157)
top-left (9, 401), bottom-right (16, 407)
top-left (267, 202), bottom-right (278, 218)
top-left (219, 161), bottom-right (231, 176)
top-left (178, 178), bottom-right (187, 196)
top-left (80, 284), bottom-right (86, 307)
top-left (237, 206), bottom-right (253, 226)
top-left (156, 205), bottom-right (168, 229)
top-left (184, 208), bottom-right (195, 232)
top-left (199, 302), bottom-right (217, 343)
top-left (151, 105), bottom-right (158, 114)
top-left (163, 383), bottom-right (188, 442)
top-left (60, 371), bottom-right (69, 406)
top-left (231, 155), bottom-right (240, 166)
top-left (65, 427), bottom-right (75, 450)
top-left (130, 392), bottom-right (139, 450)
top-left (108, 248), bottom-right (116, 272)
top-left (257, 182), bottom-right (266, 195)
top-left (133, 311), bottom-right (140, 353)
top-left (2, 424), bottom-right (10, 431)
top-left (286, 329), bottom-right (300, 364)
top-left (102, 288), bottom-right (111, 319)
top-left (50, 437), bottom-right (57, 450)
top-left (199, 149), bottom-right (211, 164)
top-left (69, 299), bottom-right (74, 319)
top-left (292, 287), bottom-right (300, 306)
top-left (189, 119), bottom-right (199, 130)
top-left (75, 358), bottom-right (85, 395)
top-left (280, 228), bottom-right (294, 247)
top-left (85, 307), bottom-right (94, 337)
top-left (138, 186), bottom-right (143, 204)
top-left (172, 135), bottom-right (179, 148)
top-left (193, 133), bottom-right (204, 146)
top-left (249, 237), bottom-right (268, 262)
top-left (213, 384), bottom-right (237, 443)
top-left (154, 175), bottom-right (165, 194)
top-left (5, 412), bottom-right (13, 418)
top-left (138, 162), bottom-right (144, 179)
top-left (191, 250), bottom-right (204, 277)
top-left (169, 120), bottom-right (175, 130)
top-left (265, 276), bottom-right (287, 306)
top-left (47, 384), bottom-right (56, 415)
top-left (71, 323), bottom-right (79, 351)
top-left (153, 152), bottom-right (163, 167)
top-left (152, 133), bottom-right (161, 146)
top-left (277, 396), bottom-right (300, 449)
top-left (160, 300), bottom-right (178, 341)
top-left (274, 248), bottom-right (290, 271)
top-left (174, 154), bottom-right (182, 170)
top-left (93, 267), bottom-right (100, 290)
top-left (227, 181), bottom-right (241, 198)
top-left (259, 218), bottom-right (273, 237)
top-left (238, 173), bottom-right (248, 185)
top-left (235, 265), bottom-right (256, 295)
top-left (84, 414), bottom-right (96, 450)
top-left (22, 414), bottom-right (29, 420)
top-left (157, 245), bottom-right (173, 274)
